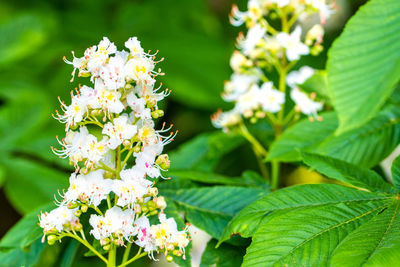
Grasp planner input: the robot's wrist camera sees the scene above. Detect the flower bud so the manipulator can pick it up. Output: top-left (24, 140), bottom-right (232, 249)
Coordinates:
top-left (104, 171), bottom-right (114, 179)
top-left (81, 204), bottom-right (88, 213)
top-left (151, 110), bottom-right (164, 119)
top-left (100, 238), bottom-right (110, 246)
top-left (155, 154), bottom-right (170, 170)
top-left (103, 244), bottom-right (111, 251)
top-left (67, 202), bottom-right (78, 209)
top-left (47, 235), bottom-right (57, 246)
top-left (172, 250), bottom-right (179, 256)
top-left (123, 140), bottom-right (131, 147)
top-left (124, 83), bottom-right (133, 90)
top-left (166, 255), bottom-right (173, 262)
top-left (148, 187), bottom-right (158, 197)
top-left (133, 145), bottom-right (141, 153)
top-left (154, 196), bottom-right (166, 210)
top-left (73, 222), bottom-right (83, 232)
top-left (149, 210), bottom-right (158, 216)
top-left (74, 210), bottom-right (82, 217)
top-left (142, 207), bottom-right (149, 213)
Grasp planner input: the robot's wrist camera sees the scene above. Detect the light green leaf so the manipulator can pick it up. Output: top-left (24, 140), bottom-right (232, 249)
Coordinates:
top-left (242, 199), bottom-right (390, 266)
top-left (169, 131), bottom-right (245, 172)
top-left (162, 186), bottom-right (267, 239)
top-left (327, 0), bottom-right (400, 133)
top-left (302, 152), bottom-right (394, 193)
top-left (331, 202), bottom-right (400, 267)
top-left (200, 239), bottom-right (244, 267)
top-left (315, 107), bottom-right (400, 168)
top-left (0, 13), bottom-right (51, 66)
top-left (218, 184), bottom-right (391, 245)
top-left (391, 155), bottom-right (400, 192)
top-left (267, 112), bottom-right (338, 162)
top-left (2, 157), bottom-right (68, 214)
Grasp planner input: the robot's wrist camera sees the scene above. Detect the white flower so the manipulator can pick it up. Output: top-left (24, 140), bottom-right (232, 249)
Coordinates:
top-left (83, 135), bottom-right (109, 166)
top-left (277, 26), bottom-right (310, 61)
top-left (305, 0), bottom-right (334, 23)
top-left (55, 94), bottom-right (88, 129)
top-left (92, 80), bottom-right (125, 114)
top-left (223, 73), bottom-right (259, 102)
top-left (268, 0), bottom-right (290, 7)
top-left (230, 51), bottom-right (252, 73)
top-left (84, 170), bottom-right (113, 207)
top-left (125, 57), bottom-right (155, 83)
top-left (99, 51), bottom-right (129, 90)
top-left (290, 87), bottom-right (323, 115)
top-left (211, 109), bottom-right (241, 132)
top-left (135, 216), bottom-right (157, 254)
top-left (240, 24), bottom-right (266, 55)
top-left (125, 37), bottom-right (144, 57)
top-left (127, 92), bottom-right (152, 120)
top-left (64, 172), bottom-right (89, 203)
top-left (286, 66), bottom-right (315, 88)
top-left (150, 213), bottom-right (189, 252)
top-left (113, 168), bottom-right (152, 208)
top-left (40, 205), bottom-right (78, 233)
top-left (258, 82), bottom-right (285, 113)
top-left (236, 84), bottom-right (262, 116)
top-left (53, 127), bottom-right (91, 165)
top-left (90, 206), bottom-right (136, 242)
top-left (103, 114), bottom-right (137, 149)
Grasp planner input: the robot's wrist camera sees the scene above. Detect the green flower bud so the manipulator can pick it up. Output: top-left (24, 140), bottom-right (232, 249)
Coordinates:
top-left (172, 250), bottom-right (179, 256)
top-left (67, 202), bottom-right (78, 209)
top-left (81, 204), bottom-right (88, 213)
top-left (74, 210), bottom-right (82, 217)
top-left (47, 235), bottom-right (57, 246)
top-left (155, 154), bottom-right (170, 170)
top-left (103, 244), bottom-right (111, 251)
top-left (151, 110), bottom-right (164, 119)
top-left (73, 223), bottom-right (83, 232)
top-left (166, 255), bottom-right (173, 262)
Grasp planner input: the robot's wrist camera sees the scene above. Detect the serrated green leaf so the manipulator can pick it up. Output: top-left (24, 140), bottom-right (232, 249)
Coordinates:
top-left (242, 199), bottom-right (390, 266)
top-left (330, 201), bottom-right (400, 267)
top-left (315, 107), bottom-right (400, 168)
top-left (200, 239), bottom-right (244, 267)
top-left (162, 186), bottom-right (267, 239)
top-left (302, 152), bottom-right (394, 193)
top-left (327, 0), bottom-right (400, 133)
top-left (267, 112), bottom-right (338, 162)
top-left (218, 184), bottom-right (391, 246)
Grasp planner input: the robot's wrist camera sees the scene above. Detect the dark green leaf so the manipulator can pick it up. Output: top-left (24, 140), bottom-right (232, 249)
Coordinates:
top-left (200, 239), bottom-right (244, 267)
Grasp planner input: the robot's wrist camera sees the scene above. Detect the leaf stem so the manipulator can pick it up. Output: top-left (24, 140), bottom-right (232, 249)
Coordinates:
top-left (117, 248), bottom-right (147, 267)
top-left (107, 245), bottom-right (117, 267)
top-left (122, 242), bottom-right (132, 264)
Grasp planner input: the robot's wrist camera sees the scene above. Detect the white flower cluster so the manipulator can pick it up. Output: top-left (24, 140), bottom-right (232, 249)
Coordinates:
top-left (212, 0), bottom-right (330, 131)
top-left (40, 37), bottom-right (190, 261)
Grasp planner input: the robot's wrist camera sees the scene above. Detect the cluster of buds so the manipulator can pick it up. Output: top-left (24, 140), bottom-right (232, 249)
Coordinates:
top-left (39, 37), bottom-right (190, 262)
top-left (212, 0), bottom-right (333, 132)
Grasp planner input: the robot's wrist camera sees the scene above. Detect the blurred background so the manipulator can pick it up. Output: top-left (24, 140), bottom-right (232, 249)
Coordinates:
top-left (0, 0), bottom-right (367, 266)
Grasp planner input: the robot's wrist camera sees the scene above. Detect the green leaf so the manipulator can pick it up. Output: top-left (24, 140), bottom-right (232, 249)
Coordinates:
top-left (315, 107), bottom-right (400, 168)
top-left (60, 240), bottom-right (80, 267)
top-left (242, 198), bottom-right (390, 266)
top-left (0, 239), bottom-right (46, 267)
top-left (162, 186), bottom-right (267, 239)
top-left (267, 112), bottom-right (338, 162)
top-left (331, 202), bottom-right (400, 267)
top-left (2, 157), bottom-right (68, 214)
top-left (301, 152), bottom-right (394, 193)
top-left (218, 184), bottom-right (391, 245)
top-left (327, 0), bottom-right (400, 133)
top-left (169, 131), bottom-right (245, 172)
top-left (0, 13), bottom-right (51, 66)
top-left (0, 202), bottom-right (53, 250)
top-left (200, 239), bottom-right (244, 267)
top-left (168, 170), bottom-right (269, 188)
top-left (391, 155), bottom-right (400, 192)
